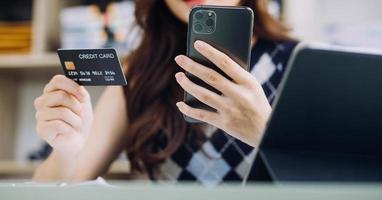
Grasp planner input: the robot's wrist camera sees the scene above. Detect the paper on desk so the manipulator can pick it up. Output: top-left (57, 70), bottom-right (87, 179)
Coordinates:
top-left (0, 177), bottom-right (114, 188)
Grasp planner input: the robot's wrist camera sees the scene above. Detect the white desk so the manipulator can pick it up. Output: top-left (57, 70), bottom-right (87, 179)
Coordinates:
top-left (0, 181), bottom-right (381, 200)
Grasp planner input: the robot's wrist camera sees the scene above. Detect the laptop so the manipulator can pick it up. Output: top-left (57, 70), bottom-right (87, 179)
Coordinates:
top-left (246, 44), bottom-right (382, 183)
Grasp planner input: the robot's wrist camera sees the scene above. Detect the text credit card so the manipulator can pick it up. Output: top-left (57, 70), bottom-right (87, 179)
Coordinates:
top-left (57, 48), bottom-right (127, 86)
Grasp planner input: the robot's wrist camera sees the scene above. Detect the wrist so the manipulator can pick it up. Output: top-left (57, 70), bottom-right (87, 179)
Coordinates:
top-left (49, 150), bottom-right (78, 178)
top-left (33, 150), bottom-right (78, 181)
top-left (247, 106), bottom-right (272, 147)
top-left (50, 149), bottom-right (79, 166)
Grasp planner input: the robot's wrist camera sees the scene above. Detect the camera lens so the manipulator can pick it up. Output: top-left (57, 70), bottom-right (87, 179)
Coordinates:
top-left (194, 23), bottom-right (203, 32)
top-left (206, 19), bottom-right (214, 26)
top-left (195, 12), bottom-right (203, 20)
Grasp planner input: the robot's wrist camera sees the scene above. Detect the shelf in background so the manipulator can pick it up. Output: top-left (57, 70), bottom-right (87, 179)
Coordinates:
top-left (0, 53), bottom-right (60, 69)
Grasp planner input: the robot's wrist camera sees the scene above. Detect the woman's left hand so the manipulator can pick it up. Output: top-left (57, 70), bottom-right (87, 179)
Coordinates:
top-left (175, 40), bottom-right (272, 147)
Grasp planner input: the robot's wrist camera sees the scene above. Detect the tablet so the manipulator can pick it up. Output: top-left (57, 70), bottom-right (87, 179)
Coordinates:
top-left (246, 44), bottom-right (382, 183)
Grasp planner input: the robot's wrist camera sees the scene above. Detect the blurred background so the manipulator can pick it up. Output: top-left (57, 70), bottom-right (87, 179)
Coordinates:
top-left (0, 0), bottom-right (381, 180)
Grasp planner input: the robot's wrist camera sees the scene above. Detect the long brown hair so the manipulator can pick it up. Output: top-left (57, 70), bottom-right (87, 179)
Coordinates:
top-left (124, 0), bottom-right (291, 174)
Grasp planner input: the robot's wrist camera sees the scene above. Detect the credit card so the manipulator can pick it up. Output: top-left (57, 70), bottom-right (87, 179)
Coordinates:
top-left (57, 48), bottom-right (127, 86)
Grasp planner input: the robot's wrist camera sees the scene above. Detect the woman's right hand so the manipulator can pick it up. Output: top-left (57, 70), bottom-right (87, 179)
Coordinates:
top-left (34, 75), bottom-right (93, 159)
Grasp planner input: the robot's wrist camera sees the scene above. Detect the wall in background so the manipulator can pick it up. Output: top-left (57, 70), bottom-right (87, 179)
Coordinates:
top-left (284, 0), bottom-right (382, 47)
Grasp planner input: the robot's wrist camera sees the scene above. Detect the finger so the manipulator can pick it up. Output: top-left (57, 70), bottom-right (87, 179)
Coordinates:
top-left (176, 101), bottom-right (219, 125)
top-left (194, 40), bottom-right (253, 84)
top-left (44, 75), bottom-right (89, 103)
top-left (34, 90), bottom-right (82, 116)
top-left (36, 120), bottom-right (75, 145)
top-left (175, 55), bottom-right (237, 97)
top-left (175, 72), bottom-right (226, 111)
top-left (35, 107), bottom-right (82, 131)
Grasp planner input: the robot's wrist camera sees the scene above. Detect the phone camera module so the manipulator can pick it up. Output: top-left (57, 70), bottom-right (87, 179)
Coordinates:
top-left (193, 10), bottom-right (215, 34)
top-left (195, 12), bottom-right (203, 20)
top-left (206, 19), bottom-right (214, 26)
top-left (194, 23), bottom-right (203, 33)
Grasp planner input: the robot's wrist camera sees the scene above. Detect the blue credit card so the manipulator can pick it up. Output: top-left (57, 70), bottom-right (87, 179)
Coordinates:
top-left (57, 48), bottom-right (127, 86)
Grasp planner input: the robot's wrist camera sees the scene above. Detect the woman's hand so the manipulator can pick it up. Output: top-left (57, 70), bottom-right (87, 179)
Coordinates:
top-left (174, 40), bottom-right (272, 147)
top-left (34, 75), bottom-right (93, 159)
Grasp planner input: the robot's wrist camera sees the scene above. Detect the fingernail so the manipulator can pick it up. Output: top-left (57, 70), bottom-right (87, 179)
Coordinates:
top-left (194, 40), bottom-right (205, 50)
top-left (75, 87), bottom-right (85, 100)
top-left (175, 55), bottom-right (185, 64)
top-left (176, 102), bottom-right (183, 109)
top-left (175, 72), bottom-right (183, 81)
top-left (76, 91), bottom-right (83, 99)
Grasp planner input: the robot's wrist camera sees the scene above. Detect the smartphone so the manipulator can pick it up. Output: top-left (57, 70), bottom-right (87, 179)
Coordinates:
top-left (184, 6), bottom-right (254, 123)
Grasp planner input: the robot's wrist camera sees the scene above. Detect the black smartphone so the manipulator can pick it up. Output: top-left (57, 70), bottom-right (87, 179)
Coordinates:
top-left (184, 5), bottom-right (254, 123)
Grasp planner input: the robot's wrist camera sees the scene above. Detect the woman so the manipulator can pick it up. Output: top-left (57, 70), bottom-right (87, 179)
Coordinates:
top-left (33, 0), bottom-right (297, 185)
